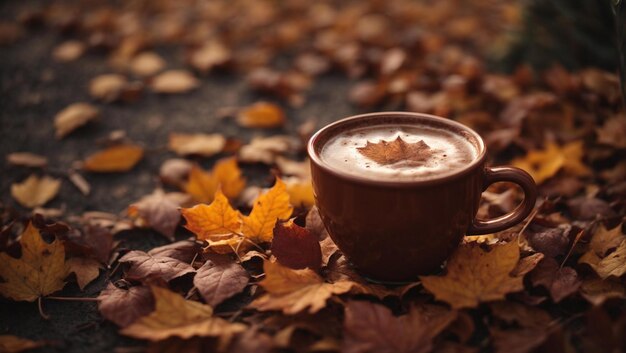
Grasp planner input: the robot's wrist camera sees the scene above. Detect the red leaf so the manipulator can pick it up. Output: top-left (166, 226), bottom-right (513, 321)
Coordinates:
top-left (271, 219), bottom-right (322, 271)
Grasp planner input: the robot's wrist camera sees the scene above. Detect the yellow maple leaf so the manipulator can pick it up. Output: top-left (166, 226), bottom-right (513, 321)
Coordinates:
top-left (512, 141), bottom-right (590, 184)
top-left (284, 178), bottom-right (315, 208)
top-left (242, 178), bottom-right (293, 243)
top-left (83, 144), bottom-right (144, 172)
top-left (181, 189), bottom-right (243, 240)
top-left (183, 158), bottom-right (245, 203)
top-left (10, 175), bottom-right (61, 208)
top-left (121, 286), bottom-right (246, 341)
top-left (0, 223), bottom-right (68, 302)
top-left (249, 260), bottom-right (356, 314)
top-left (420, 240), bottom-right (524, 309)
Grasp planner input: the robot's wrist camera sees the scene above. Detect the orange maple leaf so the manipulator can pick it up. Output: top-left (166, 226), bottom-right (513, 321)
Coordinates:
top-left (181, 189), bottom-right (243, 240)
top-left (83, 144), bottom-right (144, 173)
top-left (183, 158), bottom-right (245, 203)
top-left (357, 137), bottom-right (433, 166)
top-left (236, 101), bottom-right (286, 128)
top-left (512, 141), bottom-right (590, 184)
top-left (241, 178), bottom-right (293, 243)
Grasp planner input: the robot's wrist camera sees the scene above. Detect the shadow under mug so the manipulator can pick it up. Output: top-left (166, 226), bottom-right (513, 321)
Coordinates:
top-left (308, 112), bottom-right (537, 283)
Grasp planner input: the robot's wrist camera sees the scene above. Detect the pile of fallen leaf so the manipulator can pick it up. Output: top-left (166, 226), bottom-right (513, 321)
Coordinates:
top-left (2, 0), bottom-right (626, 352)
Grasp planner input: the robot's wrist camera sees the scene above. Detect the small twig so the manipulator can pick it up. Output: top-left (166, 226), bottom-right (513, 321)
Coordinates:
top-left (185, 286), bottom-right (197, 300)
top-left (230, 240), bottom-right (244, 263)
top-left (190, 252), bottom-right (199, 266)
top-left (108, 261), bottom-right (122, 278)
top-left (38, 297), bottom-right (50, 320)
top-left (517, 203), bottom-right (541, 246)
top-left (560, 229), bottom-right (585, 269)
top-left (46, 296), bottom-right (100, 302)
top-left (242, 238), bottom-right (264, 252)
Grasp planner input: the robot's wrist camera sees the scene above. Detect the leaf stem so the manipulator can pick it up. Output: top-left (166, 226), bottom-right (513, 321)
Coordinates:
top-left (38, 297), bottom-right (50, 320)
top-left (46, 296), bottom-right (100, 302)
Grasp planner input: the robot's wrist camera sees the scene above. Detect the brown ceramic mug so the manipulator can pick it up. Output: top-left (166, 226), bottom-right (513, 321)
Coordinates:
top-left (308, 112), bottom-right (537, 283)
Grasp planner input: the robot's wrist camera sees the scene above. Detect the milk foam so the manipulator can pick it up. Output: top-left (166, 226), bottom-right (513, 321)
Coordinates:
top-left (320, 125), bottom-right (477, 180)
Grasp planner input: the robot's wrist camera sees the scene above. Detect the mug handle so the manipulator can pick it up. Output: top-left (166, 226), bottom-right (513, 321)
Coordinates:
top-left (467, 166), bottom-right (537, 235)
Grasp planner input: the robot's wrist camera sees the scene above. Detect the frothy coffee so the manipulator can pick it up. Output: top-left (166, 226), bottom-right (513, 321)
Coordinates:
top-left (320, 124), bottom-right (477, 181)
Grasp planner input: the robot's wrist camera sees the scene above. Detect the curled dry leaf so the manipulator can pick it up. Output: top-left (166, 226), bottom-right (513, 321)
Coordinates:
top-left (89, 74), bottom-right (128, 102)
top-left (54, 102), bottom-right (99, 139)
top-left (67, 257), bottom-right (101, 291)
top-left (582, 240), bottom-right (626, 279)
top-left (512, 141), bottom-right (590, 184)
top-left (150, 70), bottom-right (199, 94)
top-left (52, 40), bottom-right (85, 62)
top-left (11, 174), bottom-right (61, 208)
top-left (271, 219), bottom-right (322, 271)
top-left (183, 158), bottom-right (245, 203)
top-left (82, 144), bottom-right (144, 173)
top-left (130, 52), bottom-right (166, 77)
top-left (97, 283), bottom-right (155, 327)
top-left (0, 223), bottom-right (68, 301)
top-left (343, 301), bottom-right (456, 353)
top-left (0, 335), bottom-right (44, 353)
top-left (241, 178), bottom-right (293, 243)
top-left (119, 250), bottom-right (195, 283)
top-left (189, 40), bottom-right (231, 73)
top-left (168, 133), bottom-right (226, 157)
top-left (588, 223), bottom-right (625, 257)
top-left (120, 286), bottom-right (246, 341)
top-left (250, 260), bottom-right (356, 314)
top-left (236, 102), bottom-right (286, 128)
top-left (6, 152), bottom-right (47, 168)
top-left (128, 189), bottom-right (190, 240)
top-left (420, 240), bottom-right (525, 309)
top-left (193, 259), bottom-right (249, 307)
top-left (239, 135), bottom-right (299, 164)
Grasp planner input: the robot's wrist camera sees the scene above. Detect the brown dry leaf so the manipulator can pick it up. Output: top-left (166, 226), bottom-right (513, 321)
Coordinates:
top-left (183, 158), bottom-right (245, 203)
top-left (67, 257), bottom-right (101, 291)
top-left (0, 335), bottom-right (44, 353)
top-left (52, 40), bottom-right (85, 62)
top-left (131, 52), bottom-right (166, 77)
top-left (128, 189), bottom-right (190, 240)
top-left (580, 276), bottom-right (626, 306)
top-left (589, 224), bottom-right (625, 257)
top-left (420, 241), bottom-right (525, 309)
top-left (6, 152), bottom-right (47, 168)
top-left (11, 175), bottom-right (61, 208)
top-left (249, 260), bottom-right (356, 314)
top-left (343, 301), bottom-right (456, 353)
top-left (491, 327), bottom-right (559, 353)
top-left (593, 240), bottom-right (626, 279)
top-left (284, 177), bottom-right (315, 208)
top-left (148, 240), bottom-right (200, 263)
top-left (98, 283), bottom-right (155, 327)
top-left (193, 258), bottom-right (249, 307)
top-left (82, 144), bottom-right (144, 173)
top-left (236, 102), bottom-right (286, 128)
top-left (54, 102), bottom-right (99, 139)
top-left (181, 189), bottom-right (242, 240)
top-left (189, 40), bottom-right (231, 73)
top-left (241, 178), bottom-right (293, 243)
top-left (119, 250), bottom-right (195, 283)
top-left (275, 157), bottom-right (311, 179)
top-left (512, 141), bottom-right (590, 184)
top-left (529, 258), bottom-right (581, 302)
top-left (0, 222), bottom-right (68, 301)
top-left (89, 74), bottom-right (128, 102)
top-left (168, 133), bottom-right (226, 157)
top-left (151, 70), bottom-right (199, 94)
top-left (238, 135), bottom-right (299, 164)
top-left (357, 137), bottom-right (433, 166)
top-left (490, 301), bottom-right (552, 329)
top-left (271, 219), bottom-right (322, 271)
top-left (159, 158), bottom-right (192, 186)
top-left (121, 286), bottom-right (246, 341)
top-left (596, 115), bottom-right (626, 148)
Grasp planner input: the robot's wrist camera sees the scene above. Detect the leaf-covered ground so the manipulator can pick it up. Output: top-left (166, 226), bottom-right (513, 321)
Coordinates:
top-left (1, 0), bottom-right (626, 353)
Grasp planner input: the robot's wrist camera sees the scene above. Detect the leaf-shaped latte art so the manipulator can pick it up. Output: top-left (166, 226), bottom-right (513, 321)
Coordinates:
top-left (357, 136), bottom-right (433, 166)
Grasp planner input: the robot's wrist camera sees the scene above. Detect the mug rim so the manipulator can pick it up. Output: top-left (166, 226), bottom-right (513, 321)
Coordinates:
top-left (307, 111), bottom-right (487, 188)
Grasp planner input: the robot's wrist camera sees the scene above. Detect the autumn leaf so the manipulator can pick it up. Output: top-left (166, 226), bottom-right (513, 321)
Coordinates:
top-left (249, 260), bottom-right (355, 314)
top-left (420, 240), bottom-right (525, 309)
top-left (579, 225), bottom-right (626, 279)
top-left (89, 74), bottom-right (128, 102)
top-left (181, 189), bottom-right (242, 240)
top-left (591, 240), bottom-right (626, 279)
top-left (119, 250), bottom-right (195, 283)
top-left (130, 52), bottom-right (166, 77)
top-left (98, 283), bottom-right (155, 327)
top-left (54, 102), bottom-right (99, 139)
top-left (120, 286), bottom-right (246, 341)
top-left (83, 144), bottom-right (144, 172)
top-left (193, 258), bottom-right (249, 307)
top-left (183, 158), bottom-right (245, 203)
top-left (512, 141), bottom-right (590, 184)
top-left (284, 177), bottom-right (315, 208)
top-left (189, 40), bottom-right (231, 73)
top-left (0, 335), bottom-right (44, 353)
top-left (238, 135), bottom-right (299, 164)
top-left (150, 70), bottom-right (199, 94)
top-left (241, 178), bottom-right (293, 243)
top-left (271, 219), bottom-right (322, 271)
top-left (579, 276), bottom-right (626, 306)
top-left (357, 136), bottom-right (434, 166)
top-left (147, 240), bottom-right (201, 263)
top-left (52, 40), bottom-right (85, 62)
top-left (6, 152), bottom-right (47, 168)
top-left (11, 175), bottom-right (61, 208)
top-left (0, 222), bottom-right (68, 301)
top-left (588, 223), bottom-right (625, 257)
top-left (236, 101), bottom-right (286, 128)
top-left (343, 301), bottom-right (456, 353)
top-left (128, 189), bottom-right (190, 240)
top-left (529, 258), bottom-right (581, 303)
top-left (168, 133), bottom-right (226, 157)
top-left (67, 257), bottom-right (101, 291)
